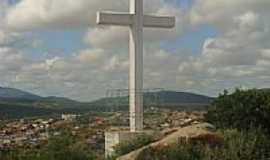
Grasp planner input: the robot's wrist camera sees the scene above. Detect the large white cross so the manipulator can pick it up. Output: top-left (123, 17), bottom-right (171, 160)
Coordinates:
top-left (97, 0), bottom-right (175, 132)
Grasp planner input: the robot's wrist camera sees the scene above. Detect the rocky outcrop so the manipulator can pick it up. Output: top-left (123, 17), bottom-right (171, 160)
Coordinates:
top-left (117, 123), bottom-right (221, 160)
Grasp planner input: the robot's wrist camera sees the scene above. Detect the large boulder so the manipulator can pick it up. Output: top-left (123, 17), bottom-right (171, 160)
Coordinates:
top-left (117, 123), bottom-right (221, 160)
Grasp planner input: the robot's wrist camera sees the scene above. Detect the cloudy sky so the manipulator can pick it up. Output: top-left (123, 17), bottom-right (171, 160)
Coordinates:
top-left (0, 0), bottom-right (270, 101)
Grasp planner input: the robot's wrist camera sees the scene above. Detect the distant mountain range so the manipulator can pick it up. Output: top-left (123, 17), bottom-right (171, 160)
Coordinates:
top-left (0, 87), bottom-right (42, 100)
top-left (91, 91), bottom-right (214, 107)
top-left (0, 87), bottom-right (215, 119)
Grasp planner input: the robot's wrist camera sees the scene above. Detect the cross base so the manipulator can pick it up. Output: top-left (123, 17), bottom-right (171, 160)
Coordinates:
top-left (105, 130), bottom-right (154, 158)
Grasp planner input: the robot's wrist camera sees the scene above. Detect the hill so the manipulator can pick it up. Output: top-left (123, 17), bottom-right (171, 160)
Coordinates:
top-left (146, 91), bottom-right (214, 105)
top-left (90, 91), bottom-right (214, 111)
top-left (0, 87), bottom-right (215, 119)
top-left (0, 103), bottom-right (55, 120)
top-left (0, 87), bottom-right (41, 100)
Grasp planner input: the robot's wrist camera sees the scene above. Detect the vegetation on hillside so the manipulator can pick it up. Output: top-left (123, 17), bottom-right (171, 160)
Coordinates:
top-left (206, 89), bottom-right (270, 133)
top-left (0, 129), bottom-right (98, 160)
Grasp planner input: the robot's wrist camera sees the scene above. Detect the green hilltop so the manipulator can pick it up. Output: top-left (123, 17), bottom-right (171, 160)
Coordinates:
top-left (0, 87), bottom-right (214, 119)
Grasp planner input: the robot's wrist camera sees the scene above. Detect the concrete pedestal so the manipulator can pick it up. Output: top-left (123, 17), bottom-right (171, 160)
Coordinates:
top-left (105, 131), bottom-right (145, 158)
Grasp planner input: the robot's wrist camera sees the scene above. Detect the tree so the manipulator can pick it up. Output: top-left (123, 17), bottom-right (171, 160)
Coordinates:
top-left (206, 89), bottom-right (270, 133)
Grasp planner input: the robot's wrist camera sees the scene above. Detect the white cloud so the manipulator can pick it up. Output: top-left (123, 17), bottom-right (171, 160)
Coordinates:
top-left (6, 0), bottom-right (185, 51)
top-left (6, 0), bottom-right (179, 31)
top-left (1, 0), bottom-right (270, 100)
top-left (0, 1), bottom-right (12, 44)
top-left (261, 49), bottom-right (270, 59)
top-left (85, 27), bottom-right (128, 49)
top-left (178, 7), bottom-right (270, 94)
top-left (76, 49), bottom-right (104, 62)
top-left (6, 0), bottom-right (107, 30)
top-left (5, 44), bottom-right (184, 100)
top-left (190, 0), bottom-right (270, 29)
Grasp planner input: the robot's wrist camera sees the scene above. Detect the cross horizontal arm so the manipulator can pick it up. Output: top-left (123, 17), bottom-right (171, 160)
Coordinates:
top-left (97, 12), bottom-right (133, 26)
top-left (143, 15), bottom-right (175, 28)
top-left (97, 12), bottom-right (175, 29)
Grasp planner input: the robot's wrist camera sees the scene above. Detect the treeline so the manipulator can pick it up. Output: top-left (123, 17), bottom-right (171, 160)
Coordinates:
top-left (206, 89), bottom-right (270, 133)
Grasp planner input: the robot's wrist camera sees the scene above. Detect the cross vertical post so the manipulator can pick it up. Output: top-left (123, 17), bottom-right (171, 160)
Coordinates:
top-left (129, 0), bottom-right (143, 132)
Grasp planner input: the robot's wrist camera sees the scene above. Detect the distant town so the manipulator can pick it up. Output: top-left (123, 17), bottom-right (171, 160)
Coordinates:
top-left (0, 109), bottom-right (205, 151)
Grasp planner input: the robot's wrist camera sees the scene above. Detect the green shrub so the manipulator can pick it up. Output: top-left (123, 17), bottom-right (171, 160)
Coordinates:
top-left (218, 129), bottom-right (270, 160)
top-left (114, 134), bottom-right (155, 156)
top-left (141, 142), bottom-right (203, 160)
top-left (0, 132), bottom-right (96, 160)
top-left (206, 89), bottom-right (270, 133)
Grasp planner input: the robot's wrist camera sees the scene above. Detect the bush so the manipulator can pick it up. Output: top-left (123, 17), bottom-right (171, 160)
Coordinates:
top-left (218, 129), bottom-right (270, 160)
top-left (0, 132), bottom-right (96, 160)
top-left (114, 134), bottom-right (155, 156)
top-left (206, 89), bottom-right (270, 133)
